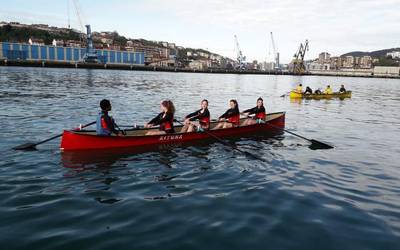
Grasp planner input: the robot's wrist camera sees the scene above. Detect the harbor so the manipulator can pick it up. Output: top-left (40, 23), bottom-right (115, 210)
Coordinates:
top-left (1, 0), bottom-right (400, 249)
top-left (1, 67), bottom-right (400, 250)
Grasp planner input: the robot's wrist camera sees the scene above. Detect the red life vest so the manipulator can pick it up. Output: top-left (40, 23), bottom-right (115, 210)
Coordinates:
top-left (101, 117), bottom-right (108, 129)
top-left (200, 116), bottom-right (210, 127)
top-left (255, 112), bottom-right (266, 120)
top-left (160, 116), bottom-right (174, 131)
top-left (228, 114), bottom-right (240, 126)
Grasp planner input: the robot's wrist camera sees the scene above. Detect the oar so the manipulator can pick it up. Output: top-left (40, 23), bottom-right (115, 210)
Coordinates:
top-left (174, 119), bottom-right (265, 161)
top-left (242, 115), bottom-right (334, 150)
top-left (13, 121), bottom-right (96, 150)
top-left (280, 91), bottom-right (290, 97)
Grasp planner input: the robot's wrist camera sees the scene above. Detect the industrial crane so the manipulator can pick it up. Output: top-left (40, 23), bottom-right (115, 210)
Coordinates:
top-left (270, 32), bottom-right (280, 70)
top-left (292, 39), bottom-right (309, 75)
top-left (234, 35), bottom-right (246, 70)
top-left (69, 0), bottom-right (98, 63)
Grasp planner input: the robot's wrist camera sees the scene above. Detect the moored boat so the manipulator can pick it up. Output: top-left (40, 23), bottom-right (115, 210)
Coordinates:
top-left (289, 91), bottom-right (352, 99)
top-left (60, 112), bottom-right (285, 151)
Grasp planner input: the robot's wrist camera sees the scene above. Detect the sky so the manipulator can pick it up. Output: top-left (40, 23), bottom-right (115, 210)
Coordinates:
top-left (1, 0), bottom-right (399, 63)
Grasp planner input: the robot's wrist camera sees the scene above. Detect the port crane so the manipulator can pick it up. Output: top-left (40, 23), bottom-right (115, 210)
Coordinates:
top-left (234, 35), bottom-right (246, 70)
top-left (270, 32), bottom-right (280, 71)
top-left (292, 39), bottom-right (309, 75)
top-left (69, 0), bottom-right (98, 63)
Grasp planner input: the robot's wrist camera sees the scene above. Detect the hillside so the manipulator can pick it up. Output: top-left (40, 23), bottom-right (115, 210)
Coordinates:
top-left (0, 22), bottom-right (222, 61)
top-left (0, 24), bottom-right (80, 44)
top-left (341, 48), bottom-right (400, 58)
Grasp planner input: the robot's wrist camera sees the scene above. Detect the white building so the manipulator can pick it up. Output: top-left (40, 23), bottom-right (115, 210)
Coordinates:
top-left (52, 39), bottom-right (64, 47)
top-left (373, 66), bottom-right (400, 77)
top-left (387, 51), bottom-right (400, 59)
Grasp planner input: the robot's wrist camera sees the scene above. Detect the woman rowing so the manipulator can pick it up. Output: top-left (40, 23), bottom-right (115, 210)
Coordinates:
top-left (241, 97), bottom-right (266, 126)
top-left (181, 99), bottom-right (210, 133)
top-left (145, 100), bottom-right (175, 135)
top-left (213, 99), bottom-right (240, 129)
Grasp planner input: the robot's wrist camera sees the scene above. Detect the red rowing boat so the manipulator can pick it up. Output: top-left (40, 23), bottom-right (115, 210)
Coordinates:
top-left (60, 111), bottom-right (285, 151)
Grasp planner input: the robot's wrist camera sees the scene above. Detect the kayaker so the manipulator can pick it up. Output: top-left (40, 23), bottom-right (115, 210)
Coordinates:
top-left (294, 84), bottom-right (303, 93)
top-left (181, 99), bottom-right (210, 133)
top-left (324, 85), bottom-right (333, 94)
top-left (214, 99), bottom-right (240, 129)
top-left (315, 88), bottom-right (322, 94)
top-left (304, 86), bottom-right (313, 94)
top-left (145, 100), bottom-right (175, 135)
top-left (339, 85), bottom-right (347, 93)
top-left (96, 99), bottom-right (121, 136)
top-left (241, 97), bottom-right (266, 126)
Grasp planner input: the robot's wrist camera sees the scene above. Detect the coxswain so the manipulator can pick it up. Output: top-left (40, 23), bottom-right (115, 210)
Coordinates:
top-left (96, 99), bottom-right (122, 136)
top-left (145, 100), bottom-right (175, 135)
top-left (214, 99), bottom-right (240, 129)
top-left (324, 85), bottom-right (333, 94)
top-left (181, 99), bottom-right (211, 133)
top-left (304, 86), bottom-right (313, 94)
top-left (241, 97), bottom-right (266, 126)
top-left (339, 84), bottom-right (346, 93)
top-left (294, 84), bottom-right (303, 93)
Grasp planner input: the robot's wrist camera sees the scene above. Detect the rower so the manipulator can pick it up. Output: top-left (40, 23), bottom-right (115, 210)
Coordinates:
top-left (294, 84), bottom-right (303, 93)
top-left (315, 88), bottom-right (322, 94)
top-left (145, 100), bottom-right (175, 135)
top-left (304, 86), bottom-right (313, 94)
top-left (96, 99), bottom-right (122, 136)
top-left (241, 97), bottom-right (266, 126)
top-left (181, 99), bottom-right (210, 133)
top-left (339, 84), bottom-right (346, 93)
top-left (214, 99), bottom-right (240, 129)
top-left (324, 85), bottom-right (333, 94)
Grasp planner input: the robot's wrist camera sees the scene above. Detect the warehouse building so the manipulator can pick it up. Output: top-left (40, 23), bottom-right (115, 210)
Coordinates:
top-left (0, 42), bottom-right (145, 65)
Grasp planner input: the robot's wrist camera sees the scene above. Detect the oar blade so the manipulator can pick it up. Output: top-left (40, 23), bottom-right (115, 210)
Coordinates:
top-left (13, 142), bottom-right (38, 151)
top-left (309, 139), bottom-right (334, 150)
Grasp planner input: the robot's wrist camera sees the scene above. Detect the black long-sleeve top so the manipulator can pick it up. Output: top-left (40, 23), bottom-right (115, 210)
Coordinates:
top-left (243, 106), bottom-right (265, 115)
top-left (185, 108), bottom-right (210, 121)
top-left (148, 112), bottom-right (174, 126)
top-left (219, 107), bottom-right (239, 119)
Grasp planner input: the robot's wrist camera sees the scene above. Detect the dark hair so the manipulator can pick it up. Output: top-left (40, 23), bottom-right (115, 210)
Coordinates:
top-left (161, 100), bottom-right (175, 114)
top-left (327, 85), bottom-right (330, 88)
top-left (202, 99), bottom-right (208, 105)
top-left (299, 84), bottom-right (302, 86)
top-left (100, 99), bottom-right (111, 110)
top-left (230, 99), bottom-right (239, 110)
top-left (257, 97), bottom-right (264, 107)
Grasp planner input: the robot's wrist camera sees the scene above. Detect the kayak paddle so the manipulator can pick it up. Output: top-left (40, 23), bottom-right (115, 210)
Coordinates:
top-left (13, 121), bottom-right (96, 151)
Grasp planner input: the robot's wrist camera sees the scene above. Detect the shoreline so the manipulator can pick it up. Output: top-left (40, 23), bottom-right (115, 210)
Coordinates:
top-left (1, 59), bottom-right (399, 79)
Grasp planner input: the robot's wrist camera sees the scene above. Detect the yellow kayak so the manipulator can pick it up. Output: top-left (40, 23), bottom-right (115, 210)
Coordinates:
top-left (289, 91), bottom-right (352, 99)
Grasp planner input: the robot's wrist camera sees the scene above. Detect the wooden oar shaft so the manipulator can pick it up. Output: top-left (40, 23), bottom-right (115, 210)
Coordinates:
top-left (174, 119), bottom-right (264, 161)
top-left (241, 115), bottom-right (333, 149)
top-left (36, 121), bottom-right (96, 146)
top-left (13, 121), bottom-right (96, 150)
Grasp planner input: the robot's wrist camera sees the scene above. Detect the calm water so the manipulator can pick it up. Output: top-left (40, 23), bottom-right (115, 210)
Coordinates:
top-left (0, 67), bottom-right (400, 250)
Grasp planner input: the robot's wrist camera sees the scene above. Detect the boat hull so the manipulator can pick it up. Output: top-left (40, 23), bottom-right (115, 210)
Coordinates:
top-left (289, 91), bottom-right (352, 99)
top-left (60, 112), bottom-right (285, 151)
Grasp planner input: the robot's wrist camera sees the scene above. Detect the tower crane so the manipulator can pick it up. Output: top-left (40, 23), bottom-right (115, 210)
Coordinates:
top-left (270, 32), bottom-right (280, 70)
top-left (234, 35), bottom-right (246, 70)
top-left (292, 39), bottom-right (309, 75)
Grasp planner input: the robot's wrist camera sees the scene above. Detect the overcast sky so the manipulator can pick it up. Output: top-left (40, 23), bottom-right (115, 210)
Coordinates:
top-left (1, 0), bottom-right (399, 63)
